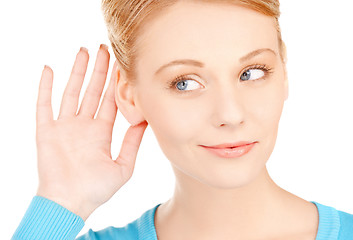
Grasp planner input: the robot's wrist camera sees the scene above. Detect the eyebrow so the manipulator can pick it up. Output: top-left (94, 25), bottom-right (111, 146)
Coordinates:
top-left (154, 48), bottom-right (277, 76)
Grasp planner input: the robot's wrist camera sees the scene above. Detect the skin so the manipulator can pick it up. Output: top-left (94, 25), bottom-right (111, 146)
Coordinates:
top-left (36, 45), bottom-right (148, 221)
top-left (115, 1), bottom-right (319, 240)
top-left (34, 0), bottom-right (318, 239)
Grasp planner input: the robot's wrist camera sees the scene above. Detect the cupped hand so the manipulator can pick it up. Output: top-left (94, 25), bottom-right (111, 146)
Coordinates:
top-left (35, 45), bottom-right (148, 221)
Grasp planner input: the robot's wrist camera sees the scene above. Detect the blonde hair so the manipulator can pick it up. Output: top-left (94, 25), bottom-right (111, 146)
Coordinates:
top-left (101, 0), bottom-right (283, 83)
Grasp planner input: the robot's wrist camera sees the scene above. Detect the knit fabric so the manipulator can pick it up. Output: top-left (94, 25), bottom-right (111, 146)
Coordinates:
top-left (12, 196), bottom-right (353, 240)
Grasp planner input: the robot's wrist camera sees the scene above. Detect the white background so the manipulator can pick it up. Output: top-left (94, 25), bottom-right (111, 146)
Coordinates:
top-left (1, 0), bottom-right (352, 239)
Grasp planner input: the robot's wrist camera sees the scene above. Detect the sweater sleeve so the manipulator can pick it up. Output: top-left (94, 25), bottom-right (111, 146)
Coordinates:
top-left (11, 196), bottom-right (85, 240)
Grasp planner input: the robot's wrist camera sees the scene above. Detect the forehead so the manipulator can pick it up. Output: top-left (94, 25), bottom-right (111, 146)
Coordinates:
top-left (135, 1), bottom-right (279, 75)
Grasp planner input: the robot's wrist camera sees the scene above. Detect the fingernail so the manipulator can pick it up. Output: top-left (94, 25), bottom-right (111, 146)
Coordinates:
top-left (100, 44), bottom-right (108, 50)
top-left (80, 47), bottom-right (88, 52)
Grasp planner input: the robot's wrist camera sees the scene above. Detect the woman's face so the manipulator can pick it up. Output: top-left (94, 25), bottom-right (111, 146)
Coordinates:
top-left (132, 1), bottom-right (288, 189)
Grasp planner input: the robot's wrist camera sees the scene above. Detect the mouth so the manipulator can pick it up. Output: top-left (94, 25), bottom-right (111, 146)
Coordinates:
top-left (200, 141), bottom-right (258, 149)
top-left (199, 141), bottom-right (258, 158)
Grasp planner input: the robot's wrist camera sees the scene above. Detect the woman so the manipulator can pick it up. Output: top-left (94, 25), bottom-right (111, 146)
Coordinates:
top-left (12, 0), bottom-right (353, 239)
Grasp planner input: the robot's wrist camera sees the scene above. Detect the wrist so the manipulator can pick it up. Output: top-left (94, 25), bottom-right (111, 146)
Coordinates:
top-left (36, 191), bottom-right (94, 221)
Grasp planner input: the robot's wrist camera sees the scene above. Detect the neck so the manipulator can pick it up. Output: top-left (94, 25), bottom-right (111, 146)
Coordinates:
top-left (155, 166), bottom-right (306, 239)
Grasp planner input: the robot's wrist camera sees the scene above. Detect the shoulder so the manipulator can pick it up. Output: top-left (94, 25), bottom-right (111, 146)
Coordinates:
top-left (76, 204), bottom-right (160, 240)
top-left (337, 209), bottom-right (353, 240)
top-left (312, 201), bottom-right (353, 240)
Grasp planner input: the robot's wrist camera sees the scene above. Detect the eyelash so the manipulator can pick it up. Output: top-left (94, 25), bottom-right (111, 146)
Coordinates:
top-left (167, 64), bottom-right (274, 93)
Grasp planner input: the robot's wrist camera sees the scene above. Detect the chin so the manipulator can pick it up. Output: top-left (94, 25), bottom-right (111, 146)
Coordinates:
top-left (190, 161), bottom-right (268, 190)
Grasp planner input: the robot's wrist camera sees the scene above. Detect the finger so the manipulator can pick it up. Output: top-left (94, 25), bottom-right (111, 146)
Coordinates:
top-left (96, 60), bottom-right (118, 124)
top-left (58, 47), bottom-right (89, 119)
top-left (114, 121), bottom-right (148, 181)
top-left (77, 44), bottom-right (110, 118)
top-left (36, 65), bottom-right (54, 126)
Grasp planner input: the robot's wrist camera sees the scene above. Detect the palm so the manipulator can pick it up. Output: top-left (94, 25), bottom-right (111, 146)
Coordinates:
top-left (35, 45), bottom-right (148, 221)
top-left (37, 117), bottom-right (120, 202)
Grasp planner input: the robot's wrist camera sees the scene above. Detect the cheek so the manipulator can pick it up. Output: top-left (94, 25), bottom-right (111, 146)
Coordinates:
top-left (139, 92), bottom-right (201, 147)
top-left (146, 100), bottom-right (202, 165)
top-left (247, 83), bottom-right (285, 154)
top-left (246, 80), bottom-right (285, 126)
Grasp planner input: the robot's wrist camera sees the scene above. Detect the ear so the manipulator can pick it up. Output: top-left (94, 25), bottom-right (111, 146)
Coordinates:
top-left (281, 41), bottom-right (289, 101)
top-left (114, 69), bottom-right (146, 126)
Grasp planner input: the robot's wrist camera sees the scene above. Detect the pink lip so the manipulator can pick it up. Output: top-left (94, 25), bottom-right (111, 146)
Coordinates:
top-left (200, 142), bottom-right (257, 158)
top-left (201, 141), bottom-right (257, 149)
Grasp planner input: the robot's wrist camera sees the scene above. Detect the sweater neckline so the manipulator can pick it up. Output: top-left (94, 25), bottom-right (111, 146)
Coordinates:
top-left (139, 201), bottom-right (340, 240)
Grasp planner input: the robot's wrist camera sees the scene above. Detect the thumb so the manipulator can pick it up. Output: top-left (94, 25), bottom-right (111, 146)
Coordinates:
top-left (114, 121), bottom-right (148, 179)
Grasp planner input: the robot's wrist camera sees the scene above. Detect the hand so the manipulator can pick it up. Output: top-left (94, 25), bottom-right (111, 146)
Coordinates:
top-left (35, 45), bottom-right (148, 221)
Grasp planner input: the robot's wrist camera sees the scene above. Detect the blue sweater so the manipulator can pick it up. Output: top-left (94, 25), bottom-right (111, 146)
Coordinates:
top-left (12, 196), bottom-right (353, 240)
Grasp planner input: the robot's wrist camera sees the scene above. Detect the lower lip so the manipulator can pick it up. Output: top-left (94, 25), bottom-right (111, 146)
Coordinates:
top-left (201, 142), bottom-right (256, 158)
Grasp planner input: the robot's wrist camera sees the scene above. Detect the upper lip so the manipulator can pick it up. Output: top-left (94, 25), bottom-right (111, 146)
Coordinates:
top-left (200, 141), bottom-right (257, 149)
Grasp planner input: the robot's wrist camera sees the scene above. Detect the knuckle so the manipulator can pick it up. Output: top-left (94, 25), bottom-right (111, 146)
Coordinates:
top-left (72, 69), bottom-right (86, 77)
top-left (65, 88), bottom-right (81, 97)
top-left (85, 87), bottom-right (102, 98)
top-left (104, 93), bottom-right (115, 103)
top-left (37, 100), bottom-right (52, 107)
top-left (93, 68), bottom-right (107, 76)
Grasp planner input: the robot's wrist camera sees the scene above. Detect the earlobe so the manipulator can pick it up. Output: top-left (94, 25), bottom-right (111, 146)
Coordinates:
top-left (115, 69), bottom-right (146, 126)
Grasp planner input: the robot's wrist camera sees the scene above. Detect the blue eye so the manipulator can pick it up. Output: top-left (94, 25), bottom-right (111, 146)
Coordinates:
top-left (240, 69), bottom-right (265, 81)
top-left (175, 79), bottom-right (200, 91)
top-left (168, 75), bottom-right (203, 93)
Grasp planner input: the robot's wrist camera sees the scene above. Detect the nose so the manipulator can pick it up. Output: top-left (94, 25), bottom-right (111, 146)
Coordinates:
top-left (210, 85), bottom-right (245, 128)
